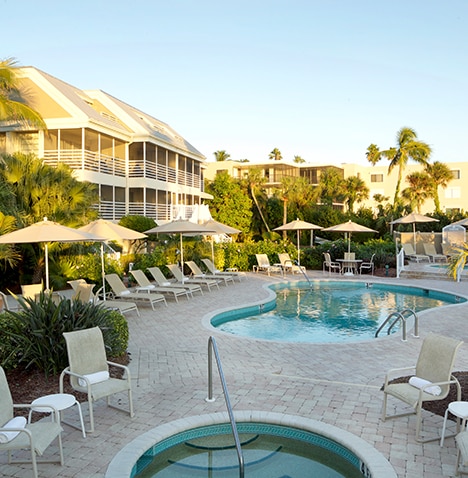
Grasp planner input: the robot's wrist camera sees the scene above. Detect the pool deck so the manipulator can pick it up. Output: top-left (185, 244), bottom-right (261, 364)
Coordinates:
top-left (3, 268), bottom-right (468, 477)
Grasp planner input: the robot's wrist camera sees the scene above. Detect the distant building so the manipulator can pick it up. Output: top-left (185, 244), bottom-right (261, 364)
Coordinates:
top-left (0, 67), bottom-right (211, 221)
top-left (205, 160), bottom-right (468, 215)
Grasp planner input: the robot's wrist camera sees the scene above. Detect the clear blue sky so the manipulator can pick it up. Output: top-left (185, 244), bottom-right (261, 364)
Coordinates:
top-left (3, 0), bottom-right (467, 165)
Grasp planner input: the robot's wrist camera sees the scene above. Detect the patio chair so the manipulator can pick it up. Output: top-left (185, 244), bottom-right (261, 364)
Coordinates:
top-left (322, 253), bottom-right (341, 275)
top-left (166, 264), bottom-right (220, 292)
top-left (382, 333), bottom-right (463, 442)
top-left (68, 279), bottom-right (140, 316)
top-left (201, 258), bottom-right (246, 282)
top-left (130, 269), bottom-right (190, 302)
top-left (253, 254), bottom-right (283, 276)
top-left (60, 326), bottom-right (134, 433)
top-left (105, 273), bottom-right (167, 310)
top-left (0, 366), bottom-right (64, 478)
top-left (423, 243), bottom-right (448, 263)
top-left (147, 266), bottom-right (203, 297)
top-left (277, 253), bottom-right (306, 274)
top-left (402, 243), bottom-right (430, 263)
top-left (185, 260), bottom-right (233, 286)
top-left (359, 253), bottom-right (375, 275)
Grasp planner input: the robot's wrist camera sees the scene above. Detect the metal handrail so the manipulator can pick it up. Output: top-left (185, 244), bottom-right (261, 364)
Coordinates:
top-left (375, 308), bottom-right (419, 341)
top-left (295, 260), bottom-right (312, 285)
top-left (206, 336), bottom-right (244, 478)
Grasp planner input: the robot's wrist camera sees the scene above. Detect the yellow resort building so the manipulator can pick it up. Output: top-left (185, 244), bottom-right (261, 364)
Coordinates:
top-left (204, 160), bottom-right (468, 215)
top-left (0, 66), bottom-right (211, 222)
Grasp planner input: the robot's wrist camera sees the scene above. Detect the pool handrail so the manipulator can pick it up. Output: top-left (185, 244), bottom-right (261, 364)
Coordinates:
top-left (375, 308), bottom-right (419, 341)
top-left (206, 336), bottom-right (245, 478)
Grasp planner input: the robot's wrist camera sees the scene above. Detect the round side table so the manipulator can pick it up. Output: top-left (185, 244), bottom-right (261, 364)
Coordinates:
top-left (29, 393), bottom-right (86, 438)
top-left (440, 401), bottom-right (468, 446)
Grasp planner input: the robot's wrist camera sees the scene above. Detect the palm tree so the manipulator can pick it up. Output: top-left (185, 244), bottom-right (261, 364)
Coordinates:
top-left (425, 161), bottom-right (454, 213)
top-left (0, 57), bottom-right (46, 128)
top-left (243, 168), bottom-right (270, 233)
top-left (366, 127), bottom-right (432, 206)
top-left (213, 150), bottom-right (230, 162)
top-left (317, 168), bottom-right (346, 206)
top-left (293, 155), bottom-right (305, 163)
top-left (268, 148), bottom-right (282, 161)
top-left (344, 176), bottom-right (369, 213)
top-left (401, 171), bottom-right (432, 213)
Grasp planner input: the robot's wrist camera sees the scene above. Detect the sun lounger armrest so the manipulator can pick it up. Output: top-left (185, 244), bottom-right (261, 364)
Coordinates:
top-left (106, 360), bottom-right (131, 379)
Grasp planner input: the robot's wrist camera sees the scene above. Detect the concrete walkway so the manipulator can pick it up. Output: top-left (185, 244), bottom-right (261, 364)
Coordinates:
top-left (2, 269), bottom-right (468, 477)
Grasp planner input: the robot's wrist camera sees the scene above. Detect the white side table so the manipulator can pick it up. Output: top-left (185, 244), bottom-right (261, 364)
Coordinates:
top-left (29, 393), bottom-right (86, 438)
top-left (440, 401), bottom-right (468, 446)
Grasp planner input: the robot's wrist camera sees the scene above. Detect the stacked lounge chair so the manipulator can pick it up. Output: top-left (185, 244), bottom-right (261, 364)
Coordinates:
top-left (166, 264), bottom-right (220, 292)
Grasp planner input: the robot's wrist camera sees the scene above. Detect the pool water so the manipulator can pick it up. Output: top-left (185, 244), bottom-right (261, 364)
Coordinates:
top-left (212, 281), bottom-right (464, 343)
top-left (135, 423), bottom-right (367, 477)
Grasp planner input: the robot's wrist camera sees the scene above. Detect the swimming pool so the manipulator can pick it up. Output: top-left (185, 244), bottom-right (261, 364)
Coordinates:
top-left (105, 412), bottom-right (397, 478)
top-left (211, 281), bottom-right (465, 343)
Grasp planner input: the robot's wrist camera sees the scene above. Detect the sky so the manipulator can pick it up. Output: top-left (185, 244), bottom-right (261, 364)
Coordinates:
top-left (2, 0), bottom-right (468, 166)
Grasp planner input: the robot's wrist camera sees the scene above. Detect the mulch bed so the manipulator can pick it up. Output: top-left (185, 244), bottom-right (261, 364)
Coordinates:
top-left (384, 371), bottom-right (468, 419)
top-left (6, 354), bottom-right (130, 418)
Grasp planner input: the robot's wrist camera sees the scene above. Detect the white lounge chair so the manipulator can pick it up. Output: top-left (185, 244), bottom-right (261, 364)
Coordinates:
top-left (147, 266), bottom-right (203, 297)
top-left (60, 326), bottom-right (134, 433)
top-left (68, 279), bottom-right (140, 317)
top-left (402, 243), bottom-right (430, 263)
top-left (130, 269), bottom-right (190, 302)
top-left (105, 274), bottom-right (167, 310)
top-left (185, 261), bottom-right (233, 286)
top-left (253, 254), bottom-right (282, 275)
top-left (166, 264), bottom-right (220, 292)
top-left (382, 333), bottom-right (463, 442)
top-left (277, 253), bottom-right (306, 274)
top-left (423, 243), bottom-right (448, 263)
top-left (201, 258), bottom-right (246, 282)
top-left (0, 366), bottom-right (64, 478)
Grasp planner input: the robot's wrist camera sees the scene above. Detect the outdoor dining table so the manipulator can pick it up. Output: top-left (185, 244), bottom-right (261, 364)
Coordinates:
top-left (336, 258), bottom-right (363, 276)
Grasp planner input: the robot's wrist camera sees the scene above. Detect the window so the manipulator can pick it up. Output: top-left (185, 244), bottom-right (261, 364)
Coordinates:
top-left (451, 170), bottom-right (461, 179)
top-left (371, 174), bottom-right (384, 182)
top-left (445, 187), bottom-right (461, 199)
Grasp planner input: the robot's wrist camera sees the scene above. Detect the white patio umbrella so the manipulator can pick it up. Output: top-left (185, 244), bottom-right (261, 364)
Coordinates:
top-left (274, 218), bottom-right (322, 266)
top-left (145, 219), bottom-right (217, 269)
top-left (78, 219), bottom-right (147, 299)
top-left (391, 212), bottom-right (439, 248)
top-left (202, 219), bottom-right (241, 265)
top-left (322, 220), bottom-right (377, 253)
top-left (0, 217), bottom-right (104, 291)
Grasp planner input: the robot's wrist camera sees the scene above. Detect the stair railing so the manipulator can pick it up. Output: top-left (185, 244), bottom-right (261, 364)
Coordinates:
top-left (206, 336), bottom-right (245, 478)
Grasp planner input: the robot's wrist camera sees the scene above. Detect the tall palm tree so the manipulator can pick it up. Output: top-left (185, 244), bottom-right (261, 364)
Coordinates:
top-left (0, 57), bottom-right (46, 128)
top-left (243, 168), bottom-right (270, 233)
top-left (425, 161), bottom-right (454, 213)
top-left (268, 148), bottom-right (282, 161)
top-left (344, 176), bottom-right (369, 213)
top-left (318, 168), bottom-right (346, 206)
top-left (366, 127), bottom-right (432, 206)
top-left (213, 150), bottom-right (230, 162)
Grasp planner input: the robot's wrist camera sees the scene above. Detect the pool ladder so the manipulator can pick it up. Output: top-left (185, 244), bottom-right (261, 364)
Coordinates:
top-left (375, 308), bottom-right (419, 341)
top-left (206, 336), bottom-right (245, 478)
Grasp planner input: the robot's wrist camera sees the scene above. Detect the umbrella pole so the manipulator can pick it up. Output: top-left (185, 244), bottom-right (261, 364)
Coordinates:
top-left (101, 243), bottom-right (106, 300)
top-left (180, 234), bottom-right (184, 272)
top-left (348, 233), bottom-right (351, 253)
top-left (45, 243), bottom-right (49, 291)
top-left (297, 231), bottom-right (300, 267)
top-left (211, 237), bottom-right (215, 266)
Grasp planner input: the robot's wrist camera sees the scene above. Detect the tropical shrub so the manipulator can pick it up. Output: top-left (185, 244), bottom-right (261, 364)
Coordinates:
top-left (0, 292), bottom-right (128, 375)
